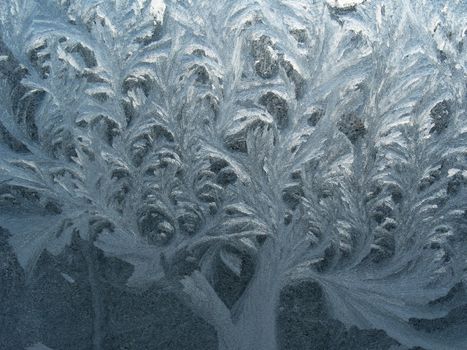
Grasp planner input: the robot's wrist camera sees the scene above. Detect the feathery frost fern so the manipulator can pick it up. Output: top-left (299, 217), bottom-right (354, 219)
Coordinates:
top-left (0, 0), bottom-right (466, 349)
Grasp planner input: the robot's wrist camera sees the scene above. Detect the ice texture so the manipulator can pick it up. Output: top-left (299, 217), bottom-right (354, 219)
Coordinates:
top-left (0, 0), bottom-right (466, 349)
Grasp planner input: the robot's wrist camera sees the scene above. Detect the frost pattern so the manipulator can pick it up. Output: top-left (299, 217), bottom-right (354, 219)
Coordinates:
top-left (0, 0), bottom-right (466, 349)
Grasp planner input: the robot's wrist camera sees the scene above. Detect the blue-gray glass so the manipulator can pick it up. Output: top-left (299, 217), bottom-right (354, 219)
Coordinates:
top-left (0, 1), bottom-right (466, 349)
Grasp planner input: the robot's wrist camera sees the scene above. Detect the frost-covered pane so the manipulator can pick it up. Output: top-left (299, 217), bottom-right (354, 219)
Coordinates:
top-left (0, 0), bottom-right (466, 349)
